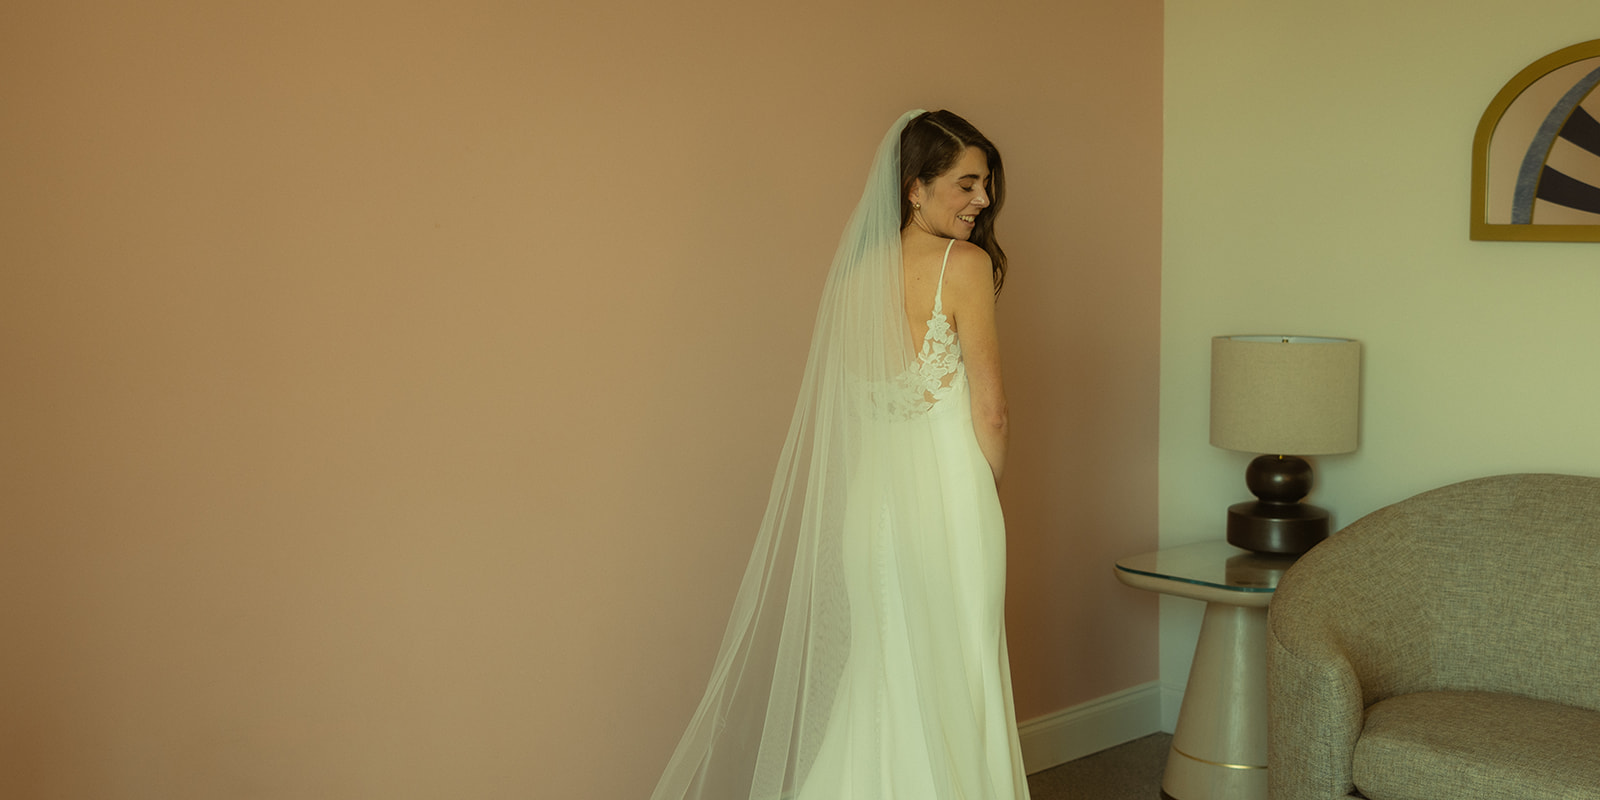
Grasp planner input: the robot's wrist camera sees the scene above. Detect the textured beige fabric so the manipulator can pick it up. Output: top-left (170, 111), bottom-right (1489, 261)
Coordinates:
top-left (1266, 474), bottom-right (1600, 800)
top-left (1353, 692), bottom-right (1600, 800)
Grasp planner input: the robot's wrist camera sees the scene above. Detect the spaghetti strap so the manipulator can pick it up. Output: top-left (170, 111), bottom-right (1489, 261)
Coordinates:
top-left (933, 239), bottom-right (956, 310)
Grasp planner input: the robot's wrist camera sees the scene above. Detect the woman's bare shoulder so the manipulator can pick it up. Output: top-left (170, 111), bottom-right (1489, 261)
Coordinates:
top-left (942, 240), bottom-right (995, 292)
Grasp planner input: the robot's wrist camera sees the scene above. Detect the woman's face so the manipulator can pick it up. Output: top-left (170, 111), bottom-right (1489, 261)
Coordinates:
top-left (909, 146), bottom-right (991, 240)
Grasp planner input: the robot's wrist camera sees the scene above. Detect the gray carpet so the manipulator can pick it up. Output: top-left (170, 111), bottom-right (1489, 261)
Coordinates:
top-left (1026, 733), bottom-right (1171, 800)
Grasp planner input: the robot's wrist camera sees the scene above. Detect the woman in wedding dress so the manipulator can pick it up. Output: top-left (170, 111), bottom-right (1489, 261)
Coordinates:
top-left (650, 110), bottom-right (1028, 800)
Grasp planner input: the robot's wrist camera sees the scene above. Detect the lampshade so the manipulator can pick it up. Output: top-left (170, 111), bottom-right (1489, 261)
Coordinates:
top-left (1210, 336), bottom-right (1361, 456)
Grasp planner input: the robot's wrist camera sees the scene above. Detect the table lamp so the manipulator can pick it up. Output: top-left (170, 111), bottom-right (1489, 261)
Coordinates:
top-left (1210, 335), bottom-right (1361, 555)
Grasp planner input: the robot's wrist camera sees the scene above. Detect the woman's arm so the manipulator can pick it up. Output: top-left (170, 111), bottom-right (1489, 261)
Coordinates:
top-left (944, 242), bottom-right (1008, 484)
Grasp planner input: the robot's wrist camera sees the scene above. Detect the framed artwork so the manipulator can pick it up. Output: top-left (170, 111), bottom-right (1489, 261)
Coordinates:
top-left (1471, 39), bottom-right (1600, 242)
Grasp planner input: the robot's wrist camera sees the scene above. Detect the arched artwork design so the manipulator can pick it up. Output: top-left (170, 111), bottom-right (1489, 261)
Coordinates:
top-left (1472, 39), bottom-right (1600, 241)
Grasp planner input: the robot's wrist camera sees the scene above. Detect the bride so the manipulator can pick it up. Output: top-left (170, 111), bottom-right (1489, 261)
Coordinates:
top-left (650, 109), bottom-right (1028, 800)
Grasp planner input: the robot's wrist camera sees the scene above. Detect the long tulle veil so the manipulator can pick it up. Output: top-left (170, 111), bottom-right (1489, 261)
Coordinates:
top-left (649, 110), bottom-right (954, 799)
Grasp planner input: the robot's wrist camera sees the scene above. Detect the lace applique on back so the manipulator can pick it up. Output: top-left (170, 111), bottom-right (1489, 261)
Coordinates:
top-left (881, 240), bottom-right (965, 420)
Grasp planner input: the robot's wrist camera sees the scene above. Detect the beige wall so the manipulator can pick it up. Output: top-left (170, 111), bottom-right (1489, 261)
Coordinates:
top-left (1, 1), bottom-right (1162, 797)
top-left (1162, 2), bottom-right (1600, 727)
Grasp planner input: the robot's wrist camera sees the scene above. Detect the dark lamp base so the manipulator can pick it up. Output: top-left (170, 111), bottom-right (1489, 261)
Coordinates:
top-left (1225, 453), bottom-right (1332, 555)
top-left (1226, 500), bottom-right (1329, 555)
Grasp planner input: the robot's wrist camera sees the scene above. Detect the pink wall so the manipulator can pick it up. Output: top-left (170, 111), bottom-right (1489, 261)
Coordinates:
top-left (1, 1), bottom-right (1160, 797)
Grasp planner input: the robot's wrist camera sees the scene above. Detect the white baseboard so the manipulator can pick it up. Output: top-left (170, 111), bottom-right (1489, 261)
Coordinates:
top-left (1160, 683), bottom-right (1184, 734)
top-left (1017, 681), bottom-right (1163, 775)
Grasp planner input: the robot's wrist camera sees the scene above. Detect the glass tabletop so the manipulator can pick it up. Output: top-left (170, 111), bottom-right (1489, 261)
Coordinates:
top-left (1114, 540), bottom-right (1298, 594)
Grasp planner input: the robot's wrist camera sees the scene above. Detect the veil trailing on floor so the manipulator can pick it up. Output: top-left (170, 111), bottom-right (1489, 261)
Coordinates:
top-left (650, 110), bottom-right (1017, 800)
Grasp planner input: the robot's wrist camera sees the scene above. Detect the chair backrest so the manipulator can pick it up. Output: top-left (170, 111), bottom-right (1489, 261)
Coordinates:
top-left (1271, 473), bottom-right (1600, 711)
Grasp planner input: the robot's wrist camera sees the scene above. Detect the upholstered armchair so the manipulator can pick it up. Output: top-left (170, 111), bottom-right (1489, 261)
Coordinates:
top-left (1266, 473), bottom-right (1600, 800)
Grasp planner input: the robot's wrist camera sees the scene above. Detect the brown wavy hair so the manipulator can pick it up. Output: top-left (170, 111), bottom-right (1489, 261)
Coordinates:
top-left (899, 110), bottom-right (1008, 294)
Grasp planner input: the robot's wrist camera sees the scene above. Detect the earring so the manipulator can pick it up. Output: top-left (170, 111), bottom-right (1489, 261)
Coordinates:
top-left (912, 202), bottom-right (921, 210)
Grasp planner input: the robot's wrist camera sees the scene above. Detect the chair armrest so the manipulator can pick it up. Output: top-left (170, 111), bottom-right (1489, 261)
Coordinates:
top-left (1267, 621), bottom-right (1365, 800)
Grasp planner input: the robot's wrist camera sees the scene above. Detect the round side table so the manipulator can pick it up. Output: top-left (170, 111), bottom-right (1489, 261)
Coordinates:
top-left (1114, 540), bottom-right (1296, 800)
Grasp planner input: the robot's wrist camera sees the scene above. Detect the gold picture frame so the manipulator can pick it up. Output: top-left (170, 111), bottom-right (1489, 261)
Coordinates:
top-left (1471, 39), bottom-right (1600, 242)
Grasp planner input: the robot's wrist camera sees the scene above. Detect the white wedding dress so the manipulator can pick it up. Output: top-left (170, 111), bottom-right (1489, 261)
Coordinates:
top-left (794, 239), bottom-right (1029, 799)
